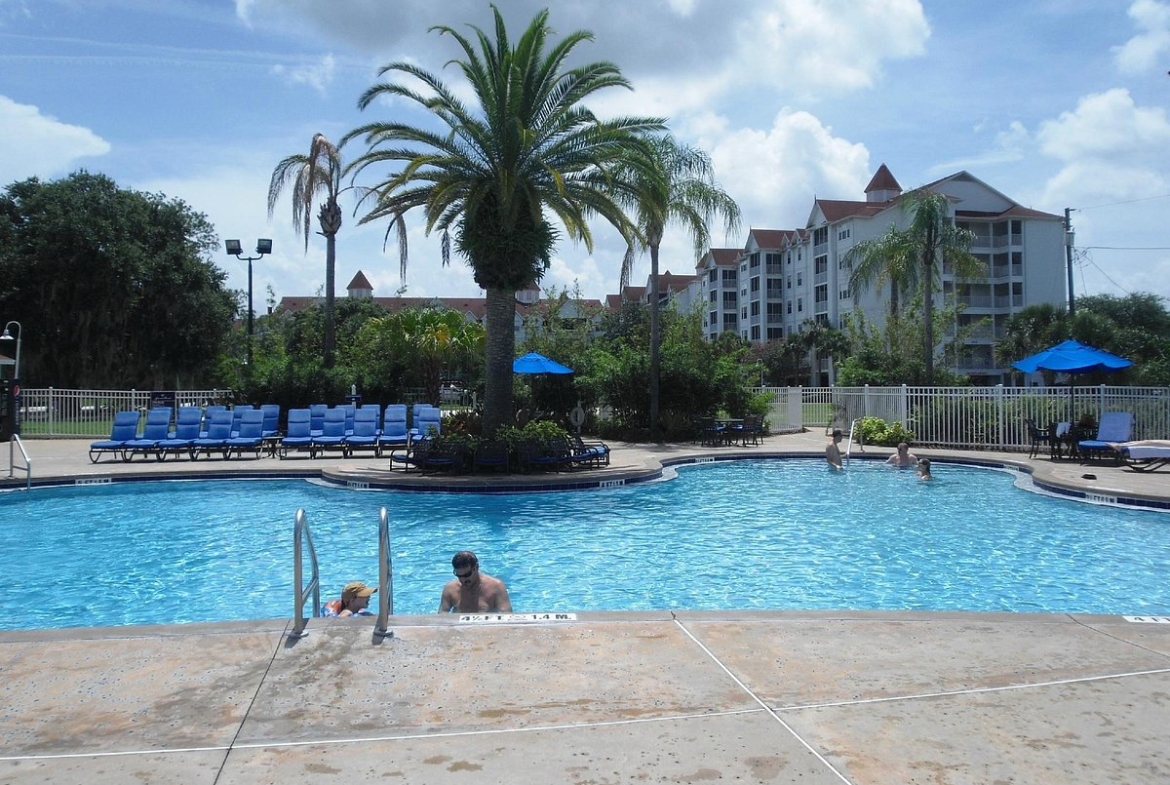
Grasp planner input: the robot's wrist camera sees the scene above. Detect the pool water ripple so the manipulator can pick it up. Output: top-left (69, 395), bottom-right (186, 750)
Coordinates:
top-left (2, 459), bottom-right (1169, 631)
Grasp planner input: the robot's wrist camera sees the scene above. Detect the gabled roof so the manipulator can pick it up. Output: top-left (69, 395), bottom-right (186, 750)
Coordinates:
top-left (655, 271), bottom-right (699, 293)
top-left (745, 228), bottom-right (800, 250)
top-left (811, 199), bottom-right (891, 224)
top-left (865, 163), bottom-right (901, 195)
top-left (703, 247), bottom-right (741, 267)
top-left (346, 271), bottom-right (373, 291)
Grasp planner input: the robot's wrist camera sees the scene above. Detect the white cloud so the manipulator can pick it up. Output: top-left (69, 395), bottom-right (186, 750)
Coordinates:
top-left (699, 108), bottom-right (871, 229)
top-left (0, 95), bottom-right (110, 184)
top-left (270, 54), bottom-right (336, 95)
top-left (1113, 0), bottom-right (1170, 74)
top-left (1037, 88), bottom-right (1170, 167)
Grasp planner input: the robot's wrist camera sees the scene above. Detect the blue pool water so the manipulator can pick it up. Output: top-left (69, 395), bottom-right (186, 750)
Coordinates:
top-left (2, 459), bottom-right (1169, 631)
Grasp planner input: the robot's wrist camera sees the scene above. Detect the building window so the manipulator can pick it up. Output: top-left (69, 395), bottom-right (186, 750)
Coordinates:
top-left (813, 226), bottom-right (828, 246)
top-left (839, 287), bottom-right (850, 300)
top-left (750, 301), bottom-right (760, 316)
top-left (797, 298), bottom-right (803, 312)
top-left (708, 268), bottom-right (717, 283)
top-left (797, 273), bottom-right (803, 287)
top-left (814, 256), bottom-right (828, 275)
top-left (722, 269), bottom-right (737, 285)
top-left (741, 306), bottom-right (748, 319)
top-left (750, 325), bottom-right (760, 340)
top-left (749, 252), bottom-right (760, 269)
top-left (787, 276), bottom-right (792, 289)
top-left (710, 290), bottom-right (717, 303)
top-left (750, 276), bottom-right (760, 293)
top-left (787, 301), bottom-right (792, 314)
top-left (837, 228), bottom-right (851, 241)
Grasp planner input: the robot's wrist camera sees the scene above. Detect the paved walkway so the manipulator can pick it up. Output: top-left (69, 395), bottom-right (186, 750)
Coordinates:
top-left (2, 432), bottom-right (1169, 784)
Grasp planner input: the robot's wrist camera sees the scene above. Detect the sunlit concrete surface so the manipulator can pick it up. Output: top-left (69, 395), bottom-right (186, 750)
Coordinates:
top-left (3, 432), bottom-right (1169, 783)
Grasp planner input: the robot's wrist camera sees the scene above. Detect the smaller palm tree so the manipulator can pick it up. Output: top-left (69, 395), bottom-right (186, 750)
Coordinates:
top-left (615, 135), bottom-right (740, 438)
top-left (268, 133), bottom-right (347, 368)
top-left (846, 189), bottom-right (980, 384)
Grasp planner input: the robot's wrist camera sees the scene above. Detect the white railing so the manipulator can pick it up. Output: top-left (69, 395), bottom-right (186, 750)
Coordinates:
top-left (781, 385), bottom-right (1170, 451)
top-left (13, 389), bottom-right (231, 438)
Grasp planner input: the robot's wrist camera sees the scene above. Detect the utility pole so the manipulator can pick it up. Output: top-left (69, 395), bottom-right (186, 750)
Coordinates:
top-left (1064, 208), bottom-right (1076, 317)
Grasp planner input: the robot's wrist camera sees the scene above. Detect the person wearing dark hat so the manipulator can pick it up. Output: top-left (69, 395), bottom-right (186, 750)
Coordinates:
top-left (322, 581), bottom-right (377, 617)
top-left (439, 551), bottom-right (511, 613)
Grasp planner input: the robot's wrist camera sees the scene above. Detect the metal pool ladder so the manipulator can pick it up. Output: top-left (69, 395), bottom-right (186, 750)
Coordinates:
top-left (289, 508), bottom-right (320, 638)
top-left (373, 507), bottom-right (394, 638)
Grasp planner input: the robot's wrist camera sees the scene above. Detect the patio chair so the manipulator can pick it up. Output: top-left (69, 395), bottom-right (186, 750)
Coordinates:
top-left (229, 405), bottom-right (254, 438)
top-left (279, 408), bottom-right (313, 458)
top-left (310, 407), bottom-right (347, 458)
top-left (473, 440), bottom-right (510, 473)
top-left (225, 408), bottom-right (265, 459)
top-left (569, 433), bottom-right (610, 468)
top-left (698, 417), bottom-right (725, 447)
top-left (1114, 440), bottom-right (1170, 473)
top-left (259, 404), bottom-right (281, 437)
top-left (414, 406), bottom-right (442, 441)
top-left (378, 404), bottom-right (409, 453)
top-left (308, 403), bottom-right (328, 437)
top-left (344, 407), bottom-right (381, 457)
top-left (122, 407), bottom-right (174, 462)
top-left (1078, 411), bottom-right (1134, 464)
top-left (199, 405), bottom-right (227, 438)
top-left (88, 410), bottom-right (141, 463)
top-left (1024, 418), bottom-right (1050, 459)
top-left (156, 406), bottom-right (203, 460)
top-left (191, 409), bottom-right (233, 460)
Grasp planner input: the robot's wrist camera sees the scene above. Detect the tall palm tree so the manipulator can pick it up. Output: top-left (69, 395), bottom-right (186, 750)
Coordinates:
top-left (846, 189), bottom-right (980, 384)
top-left (343, 6), bottom-right (663, 433)
top-left (268, 133), bottom-right (346, 368)
top-left (615, 135), bottom-right (740, 439)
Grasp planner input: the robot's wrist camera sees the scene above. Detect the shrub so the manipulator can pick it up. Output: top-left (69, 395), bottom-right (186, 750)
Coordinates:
top-left (856, 416), bottom-right (915, 447)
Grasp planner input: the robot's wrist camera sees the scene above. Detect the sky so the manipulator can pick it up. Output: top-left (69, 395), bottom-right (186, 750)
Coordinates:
top-left (1, 0), bottom-right (1168, 312)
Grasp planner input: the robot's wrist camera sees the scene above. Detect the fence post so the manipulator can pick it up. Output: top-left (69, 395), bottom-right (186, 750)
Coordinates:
top-left (900, 384), bottom-right (908, 428)
top-left (789, 387), bottom-right (802, 430)
top-left (995, 384), bottom-right (1005, 449)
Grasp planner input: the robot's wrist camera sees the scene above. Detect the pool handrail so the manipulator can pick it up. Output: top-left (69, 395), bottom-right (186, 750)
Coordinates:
top-left (289, 508), bottom-right (320, 639)
top-left (7, 433), bottom-right (31, 489)
top-left (374, 507), bottom-right (395, 638)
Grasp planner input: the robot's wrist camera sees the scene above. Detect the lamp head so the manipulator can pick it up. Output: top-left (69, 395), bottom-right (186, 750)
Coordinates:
top-left (225, 239), bottom-right (243, 255)
top-left (256, 239), bottom-right (273, 255)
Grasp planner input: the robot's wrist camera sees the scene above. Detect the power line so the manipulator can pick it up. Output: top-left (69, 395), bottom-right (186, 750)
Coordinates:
top-left (1078, 194), bottom-right (1170, 211)
top-left (1081, 245), bottom-right (1170, 251)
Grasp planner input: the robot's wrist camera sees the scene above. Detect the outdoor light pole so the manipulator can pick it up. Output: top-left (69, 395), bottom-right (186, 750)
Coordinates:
top-left (1064, 208), bottom-right (1076, 318)
top-left (1, 321), bottom-right (21, 381)
top-left (225, 239), bottom-right (272, 366)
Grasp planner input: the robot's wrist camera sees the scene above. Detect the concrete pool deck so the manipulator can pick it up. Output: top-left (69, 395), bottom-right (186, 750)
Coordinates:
top-left (2, 432), bottom-right (1170, 784)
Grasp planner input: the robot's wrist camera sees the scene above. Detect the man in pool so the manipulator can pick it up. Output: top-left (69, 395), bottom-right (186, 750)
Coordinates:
top-left (826, 428), bottom-right (844, 471)
top-left (439, 551), bottom-right (512, 613)
top-left (886, 442), bottom-right (918, 468)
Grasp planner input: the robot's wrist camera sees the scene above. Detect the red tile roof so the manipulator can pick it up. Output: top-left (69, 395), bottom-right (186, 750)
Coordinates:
top-left (865, 163), bottom-right (902, 195)
top-left (346, 271), bottom-right (373, 291)
top-left (814, 199), bottom-right (891, 223)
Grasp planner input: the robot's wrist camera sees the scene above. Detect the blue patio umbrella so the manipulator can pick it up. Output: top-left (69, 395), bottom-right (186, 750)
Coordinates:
top-left (513, 352), bottom-right (573, 375)
top-left (1012, 339), bottom-right (1132, 375)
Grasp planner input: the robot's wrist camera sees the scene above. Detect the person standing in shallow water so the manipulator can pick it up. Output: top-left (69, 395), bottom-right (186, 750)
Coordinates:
top-left (886, 442), bottom-right (918, 468)
top-left (439, 551), bottom-right (512, 613)
top-left (917, 457), bottom-right (933, 481)
top-left (826, 429), bottom-right (844, 471)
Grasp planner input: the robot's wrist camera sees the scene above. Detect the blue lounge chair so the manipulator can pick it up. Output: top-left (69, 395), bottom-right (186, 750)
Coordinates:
top-left (226, 408), bottom-right (265, 459)
top-left (200, 405), bottom-right (228, 438)
top-left (259, 404), bottom-right (281, 437)
top-left (88, 410), bottom-right (141, 463)
top-left (229, 405), bottom-right (255, 438)
top-left (309, 403), bottom-right (328, 437)
top-left (413, 406), bottom-right (442, 442)
top-left (311, 408), bottom-right (347, 458)
top-left (122, 407), bottom-right (174, 462)
top-left (378, 405), bottom-right (409, 453)
top-left (156, 406), bottom-right (203, 461)
top-left (279, 408), bottom-right (313, 459)
top-left (191, 409), bottom-right (232, 460)
top-left (344, 407), bottom-right (381, 457)
top-left (1079, 411), bottom-right (1134, 463)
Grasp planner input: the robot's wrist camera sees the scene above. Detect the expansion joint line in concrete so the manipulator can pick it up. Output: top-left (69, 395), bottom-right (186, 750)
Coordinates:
top-left (671, 618), bottom-right (857, 785)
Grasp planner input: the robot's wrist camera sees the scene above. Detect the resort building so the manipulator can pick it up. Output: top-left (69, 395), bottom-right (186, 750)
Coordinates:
top-left (705, 165), bottom-right (1067, 384)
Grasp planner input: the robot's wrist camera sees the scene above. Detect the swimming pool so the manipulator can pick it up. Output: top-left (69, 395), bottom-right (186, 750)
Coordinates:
top-left (3, 459), bottom-right (1169, 631)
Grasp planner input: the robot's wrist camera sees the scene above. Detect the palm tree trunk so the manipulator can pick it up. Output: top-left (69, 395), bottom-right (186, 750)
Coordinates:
top-left (483, 287), bottom-right (517, 435)
top-left (649, 242), bottom-right (661, 441)
top-left (319, 199), bottom-right (342, 370)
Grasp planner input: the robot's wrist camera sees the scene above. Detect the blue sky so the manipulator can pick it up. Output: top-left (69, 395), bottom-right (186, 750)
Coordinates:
top-left (2, 0), bottom-right (1168, 310)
